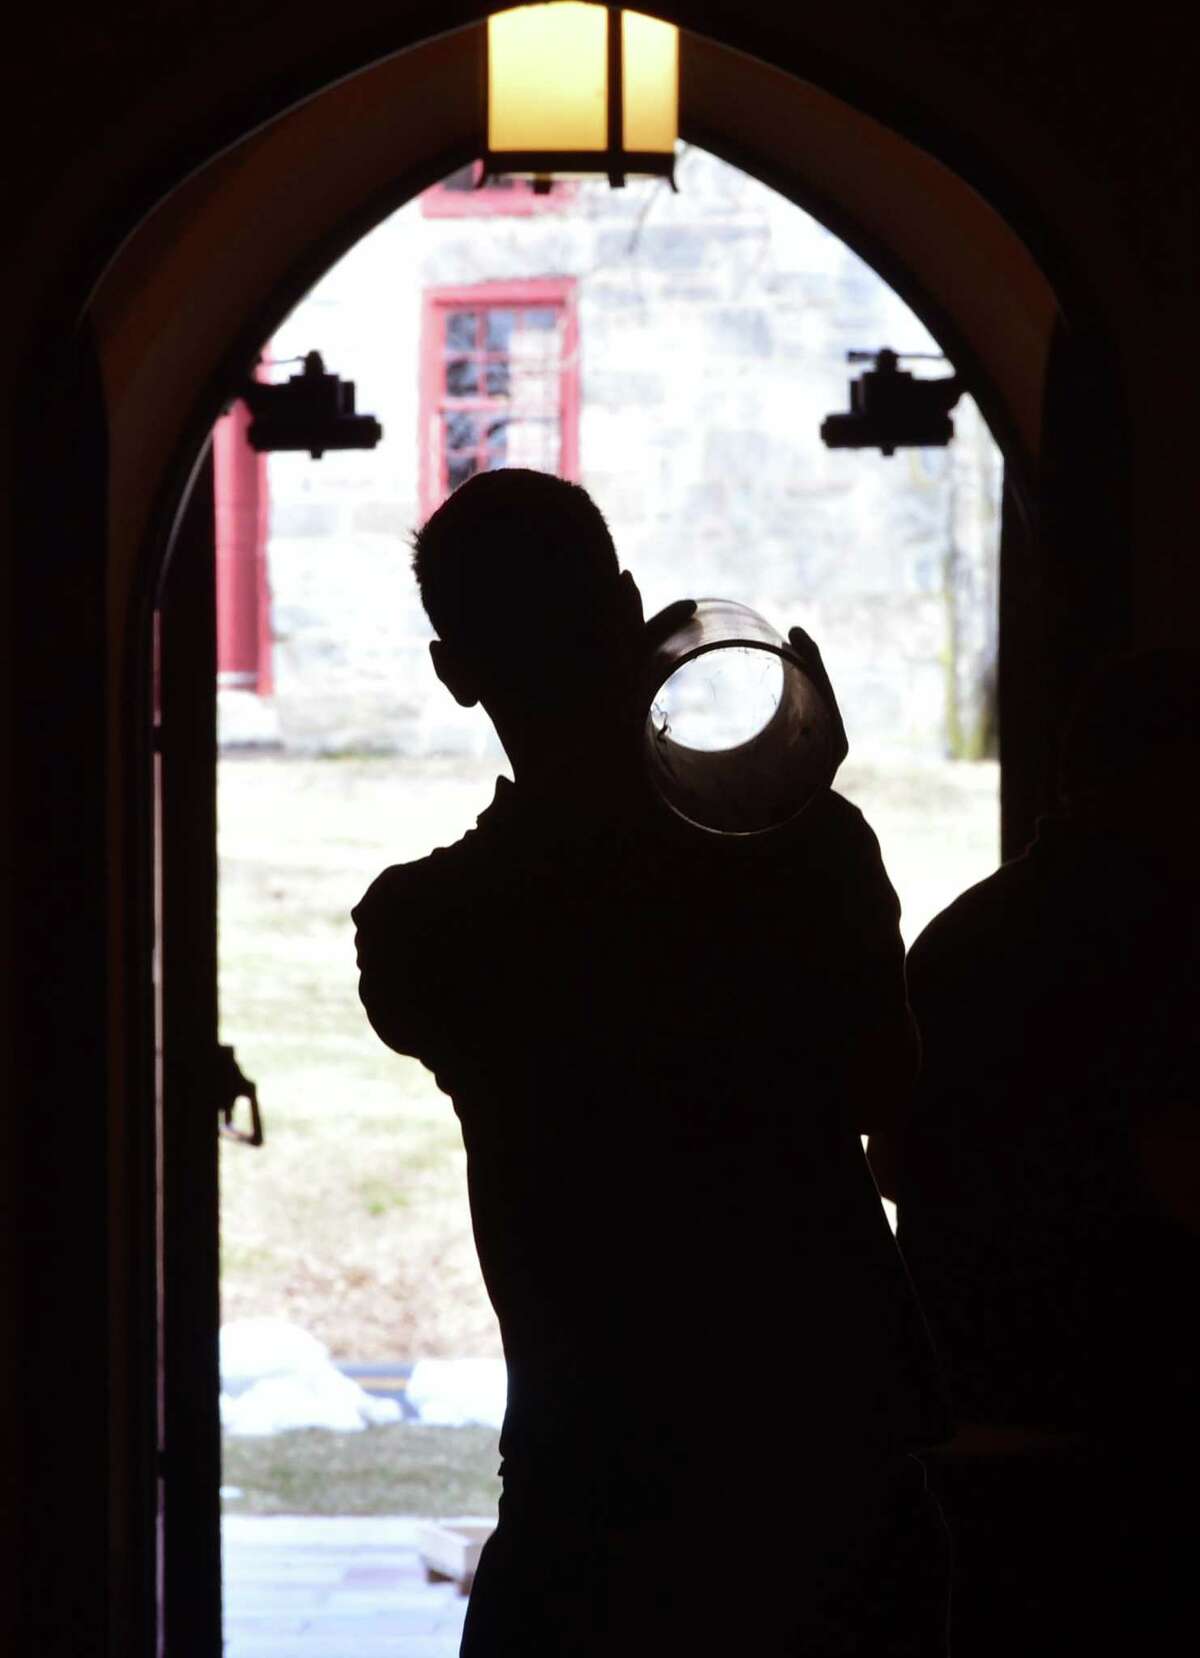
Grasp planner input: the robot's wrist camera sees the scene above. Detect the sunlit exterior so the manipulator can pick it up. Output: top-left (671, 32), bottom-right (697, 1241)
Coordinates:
top-left (215, 147), bottom-right (1000, 771)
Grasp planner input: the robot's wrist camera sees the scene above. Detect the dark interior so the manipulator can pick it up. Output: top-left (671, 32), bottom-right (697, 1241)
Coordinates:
top-left (1, 4), bottom-right (1190, 1654)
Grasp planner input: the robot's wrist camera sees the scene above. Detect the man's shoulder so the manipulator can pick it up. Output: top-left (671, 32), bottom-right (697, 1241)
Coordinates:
top-left (352, 847), bottom-right (448, 929)
top-left (743, 787), bottom-right (879, 867)
top-left (821, 788), bottom-right (879, 845)
top-left (908, 832), bottom-right (1076, 979)
top-left (904, 848), bottom-right (1065, 1033)
top-left (794, 788), bottom-right (892, 890)
top-left (908, 867), bottom-right (1005, 970)
top-left (353, 776), bottom-right (518, 923)
top-left (710, 788), bottom-right (899, 951)
top-left (352, 819), bottom-right (500, 936)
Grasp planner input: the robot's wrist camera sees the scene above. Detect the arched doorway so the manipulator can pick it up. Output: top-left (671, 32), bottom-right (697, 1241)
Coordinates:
top-left (211, 138), bottom-right (1006, 1651)
top-left (83, 16), bottom-right (1069, 1654)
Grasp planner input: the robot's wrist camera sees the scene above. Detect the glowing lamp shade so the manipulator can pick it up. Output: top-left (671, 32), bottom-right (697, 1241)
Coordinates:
top-left (485, 4), bottom-right (678, 187)
top-left (621, 10), bottom-right (678, 154)
top-left (488, 4), bottom-right (608, 153)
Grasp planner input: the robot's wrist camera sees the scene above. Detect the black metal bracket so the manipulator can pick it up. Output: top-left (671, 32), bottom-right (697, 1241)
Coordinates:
top-left (820, 348), bottom-right (963, 456)
top-left (238, 351), bottom-right (382, 459)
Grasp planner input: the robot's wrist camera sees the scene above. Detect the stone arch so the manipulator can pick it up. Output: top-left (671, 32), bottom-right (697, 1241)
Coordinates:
top-left (92, 22), bottom-right (1057, 645)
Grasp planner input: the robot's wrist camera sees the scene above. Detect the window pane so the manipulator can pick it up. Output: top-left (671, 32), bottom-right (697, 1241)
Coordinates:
top-left (522, 306), bottom-right (558, 332)
top-left (486, 309), bottom-right (515, 352)
top-left (484, 418), bottom-right (509, 468)
top-left (485, 359), bottom-right (511, 397)
top-left (505, 417), bottom-right (560, 470)
top-left (445, 357), bottom-right (479, 396)
top-left (509, 371), bottom-right (558, 415)
top-left (445, 312), bottom-right (478, 351)
top-left (447, 452), bottom-right (479, 491)
top-left (444, 411), bottom-right (478, 451)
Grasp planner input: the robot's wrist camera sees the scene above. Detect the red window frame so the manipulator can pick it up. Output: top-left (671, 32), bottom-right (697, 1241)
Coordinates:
top-left (419, 278), bottom-right (580, 519)
top-left (421, 160), bottom-right (579, 218)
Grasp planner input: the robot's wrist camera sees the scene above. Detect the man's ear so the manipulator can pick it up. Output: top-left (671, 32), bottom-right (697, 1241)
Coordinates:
top-left (429, 639), bottom-right (481, 708)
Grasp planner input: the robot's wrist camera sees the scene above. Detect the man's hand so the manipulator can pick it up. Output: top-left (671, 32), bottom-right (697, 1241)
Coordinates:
top-left (644, 597), bottom-right (697, 653)
top-left (787, 626), bottom-right (849, 771)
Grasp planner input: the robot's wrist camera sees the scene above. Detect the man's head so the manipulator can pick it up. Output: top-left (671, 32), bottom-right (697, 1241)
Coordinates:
top-left (1058, 647), bottom-right (1200, 869)
top-left (412, 469), bottom-right (642, 716)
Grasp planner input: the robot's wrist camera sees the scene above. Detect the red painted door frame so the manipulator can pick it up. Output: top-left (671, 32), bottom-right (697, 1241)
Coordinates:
top-left (214, 393), bottom-right (272, 696)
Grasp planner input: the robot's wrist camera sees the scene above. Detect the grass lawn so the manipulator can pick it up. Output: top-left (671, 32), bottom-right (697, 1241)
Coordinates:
top-left (218, 755), bottom-right (507, 1359)
top-left (218, 751), bottom-right (998, 1360)
top-left (221, 1424), bottom-right (501, 1516)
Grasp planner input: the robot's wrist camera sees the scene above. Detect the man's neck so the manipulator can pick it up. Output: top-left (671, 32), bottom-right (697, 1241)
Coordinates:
top-left (496, 711), bottom-right (642, 824)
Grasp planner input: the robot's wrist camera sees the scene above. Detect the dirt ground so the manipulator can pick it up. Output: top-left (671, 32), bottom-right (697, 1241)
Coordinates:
top-left (218, 751), bottom-right (998, 1359)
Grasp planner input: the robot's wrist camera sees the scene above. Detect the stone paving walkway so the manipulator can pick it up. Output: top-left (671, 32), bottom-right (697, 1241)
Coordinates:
top-left (223, 1516), bottom-right (471, 1657)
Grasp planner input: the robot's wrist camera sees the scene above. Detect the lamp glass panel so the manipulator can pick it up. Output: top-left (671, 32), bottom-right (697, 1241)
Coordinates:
top-left (488, 4), bottom-right (608, 154)
top-left (621, 11), bottom-right (678, 154)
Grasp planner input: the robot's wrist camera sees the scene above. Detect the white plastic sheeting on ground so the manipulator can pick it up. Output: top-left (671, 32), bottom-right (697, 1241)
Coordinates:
top-left (220, 1318), bottom-right (401, 1436)
top-left (406, 1358), bottom-right (507, 1427)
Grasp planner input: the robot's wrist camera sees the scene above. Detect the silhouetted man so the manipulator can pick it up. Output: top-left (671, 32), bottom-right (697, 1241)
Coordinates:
top-left (884, 650), bottom-right (1200, 1654)
top-left (353, 469), bottom-right (949, 1655)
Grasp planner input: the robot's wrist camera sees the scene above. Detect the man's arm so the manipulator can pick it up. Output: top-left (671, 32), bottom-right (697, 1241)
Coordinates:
top-left (821, 798), bottom-right (919, 1161)
top-left (775, 626), bottom-right (916, 1165)
top-left (855, 1003), bottom-right (920, 1144)
top-left (865, 1118), bottom-right (908, 1204)
top-left (862, 942), bottom-right (927, 1202)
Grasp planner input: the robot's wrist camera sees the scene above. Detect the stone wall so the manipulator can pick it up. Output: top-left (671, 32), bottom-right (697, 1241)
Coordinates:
top-left (219, 146), bottom-right (999, 761)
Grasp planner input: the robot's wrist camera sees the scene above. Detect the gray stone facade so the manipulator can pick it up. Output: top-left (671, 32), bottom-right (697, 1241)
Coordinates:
top-left (219, 146), bottom-right (999, 761)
